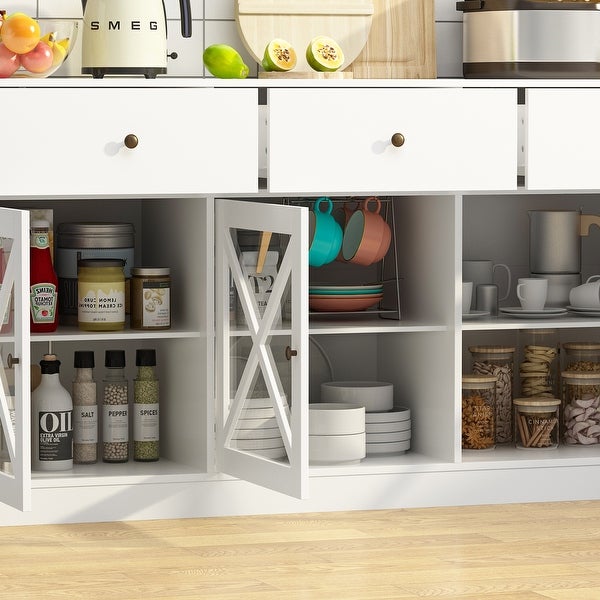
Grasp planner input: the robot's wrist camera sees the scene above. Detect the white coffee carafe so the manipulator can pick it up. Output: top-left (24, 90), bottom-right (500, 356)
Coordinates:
top-left (81, 0), bottom-right (191, 78)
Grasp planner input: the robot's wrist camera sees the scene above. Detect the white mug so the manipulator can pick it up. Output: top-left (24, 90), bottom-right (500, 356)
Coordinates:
top-left (462, 281), bottom-right (473, 314)
top-left (463, 260), bottom-right (511, 310)
top-left (569, 275), bottom-right (600, 309)
top-left (517, 278), bottom-right (548, 311)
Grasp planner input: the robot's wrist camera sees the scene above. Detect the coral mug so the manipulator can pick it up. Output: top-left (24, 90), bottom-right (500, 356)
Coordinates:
top-left (341, 197), bottom-right (391, 266)
top-left (309, 197), bottom-right (343, 267)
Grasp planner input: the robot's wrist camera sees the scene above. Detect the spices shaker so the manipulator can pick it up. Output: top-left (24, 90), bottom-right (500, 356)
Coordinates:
top-left (102, 350), bottom-right (129, 463)
top-left (72, 351), bottom-right (98, 464)
top-left (133, 349), bottom-right (160, 462)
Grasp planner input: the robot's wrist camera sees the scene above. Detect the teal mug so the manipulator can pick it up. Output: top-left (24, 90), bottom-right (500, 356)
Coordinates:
top-left (309, 197), bottom-right (343, 267)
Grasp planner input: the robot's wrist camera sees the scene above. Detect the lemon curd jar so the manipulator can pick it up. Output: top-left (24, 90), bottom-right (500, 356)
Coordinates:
top-left (77, 259), bottom-right (125, 331)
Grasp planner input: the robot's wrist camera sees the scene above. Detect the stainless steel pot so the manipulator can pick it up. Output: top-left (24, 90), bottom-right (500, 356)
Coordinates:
top-left (529, 210), bottom-right (600, 274)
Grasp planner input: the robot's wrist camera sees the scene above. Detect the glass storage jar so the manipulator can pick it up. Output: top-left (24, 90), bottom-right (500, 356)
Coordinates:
top-left (519, 329), bottom-right (558, 398)
top-left (469, 345), bottom-right (515, 444)
top-left (462, 375), bottom-right (496, 450)
top-left (562, 342), bottom-right (600, 373)
top-left (561, 371), bottom-right (600, 445)
top-left (513, 397), bottom-right (560, 449)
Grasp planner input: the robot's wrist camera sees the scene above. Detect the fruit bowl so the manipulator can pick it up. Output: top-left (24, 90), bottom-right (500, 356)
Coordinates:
top-left (0, 15), bottom-right (78, 78)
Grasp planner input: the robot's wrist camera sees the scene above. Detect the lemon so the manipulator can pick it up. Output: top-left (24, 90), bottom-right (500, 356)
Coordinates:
top-left (203, 44), bottom-right (249, 79)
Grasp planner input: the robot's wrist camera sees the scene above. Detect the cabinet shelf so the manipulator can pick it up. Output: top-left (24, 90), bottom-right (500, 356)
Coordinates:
top-left (462, 316), bottom-right (600, 331)
top-left (30, 326), bottom-right (203, 343)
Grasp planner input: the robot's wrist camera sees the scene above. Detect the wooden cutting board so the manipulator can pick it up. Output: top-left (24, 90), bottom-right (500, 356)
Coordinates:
top-left (351, 0), bottom-right (436, 79)
top-left (236, 0), bottom-right (374, 77)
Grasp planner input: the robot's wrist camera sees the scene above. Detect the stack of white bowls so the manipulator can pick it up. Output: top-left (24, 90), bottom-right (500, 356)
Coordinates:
top-left (231, 397), bottom-right (286, 459)
top-left (365, 407), bottom-right (411, 454)
top-left (309, 403), bottom-right (366, 465)
top-left (321, 381), bottom-right (411, 455)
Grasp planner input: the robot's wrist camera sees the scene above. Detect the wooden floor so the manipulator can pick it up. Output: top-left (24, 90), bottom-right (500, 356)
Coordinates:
top-left (1, 501), bottom-right (600, 599)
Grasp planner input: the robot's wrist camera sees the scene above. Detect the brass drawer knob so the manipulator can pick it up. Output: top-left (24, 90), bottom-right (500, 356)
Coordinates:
top-left (124, 134), bottom-right (139, 149)
top-left (391, 133), bottom-right (405, 147)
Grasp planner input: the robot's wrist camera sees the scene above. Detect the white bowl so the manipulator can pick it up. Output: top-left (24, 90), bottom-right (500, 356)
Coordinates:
top-left (321, 381), bottom-right (394, 412)
top-left (232, 437), bottom-right (284, 451)
top-left (240, 406), bottom-right (276, 419)
top-left (309, 432), bottom-right (366, 465)
top-left (309, 403), bottom-right (365, 435)
top-left (365, 407), bottom-right (411, 423)
top-left (253, 447), bottom-right (287, 459)
top-left (366, 430), bottom-right (411, 443)
top-left (366, 420), bottom-right (411, 434)
top-left (237, 416), bottom-right (279, 429)
top-left (233, 427), bottom-right (282, 440)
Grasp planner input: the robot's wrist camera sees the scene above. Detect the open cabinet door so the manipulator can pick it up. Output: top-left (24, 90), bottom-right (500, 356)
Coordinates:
top-left (215, 199), bottom-right (309, 499)
top-left (0, 208), bottom-right (31, 511)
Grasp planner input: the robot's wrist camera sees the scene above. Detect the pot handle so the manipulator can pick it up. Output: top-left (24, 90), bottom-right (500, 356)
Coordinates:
top-left (178, 0), bottom-right (192, 38)
top-left (580, 214), bottom-right (600, 237)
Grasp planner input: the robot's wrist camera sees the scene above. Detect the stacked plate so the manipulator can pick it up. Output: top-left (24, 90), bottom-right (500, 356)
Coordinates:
top-left (366, 407), bottom-right (411, 455)
top-left (231, 397), bottom-right (286, 459)
top-left (309, 283), bottom-right (384, 312)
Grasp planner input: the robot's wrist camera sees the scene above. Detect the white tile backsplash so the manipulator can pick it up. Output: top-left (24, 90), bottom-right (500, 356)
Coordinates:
top-left (12, 0), bottom-right (463, 78)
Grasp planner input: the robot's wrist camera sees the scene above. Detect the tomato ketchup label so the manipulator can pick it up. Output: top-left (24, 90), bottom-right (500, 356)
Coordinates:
top-left (30, 283), bottom-right (57, 322)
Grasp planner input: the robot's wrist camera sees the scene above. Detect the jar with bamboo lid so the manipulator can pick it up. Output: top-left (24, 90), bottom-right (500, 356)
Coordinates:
top-left (561, 371), bottom-right (600, 445)
top-left (513, 397), bottom-right (560, 449)
top-left (519, 329), bottom-right (558, 398)
top-left (469, 345), bottom-right (515, 444)
top-left (462, 375), bottom-right (496, 450)
top-left (563, 342), bottom-right (600, 373)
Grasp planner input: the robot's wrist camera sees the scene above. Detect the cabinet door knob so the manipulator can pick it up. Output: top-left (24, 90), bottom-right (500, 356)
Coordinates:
top-left (285, 346), bottom-right (297, 361)
top-left (7, 354), bottom-right (19, 368)
top-left (124, 134), bottom-right (139, 149)
top-left (391, 133), bottom-right (405, 147)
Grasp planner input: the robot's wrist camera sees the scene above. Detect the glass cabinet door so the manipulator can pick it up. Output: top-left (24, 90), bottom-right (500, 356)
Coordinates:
top-left (0, 208), bottom-right (30, 511)
top-left (215, 199), bottom-right (309, 499)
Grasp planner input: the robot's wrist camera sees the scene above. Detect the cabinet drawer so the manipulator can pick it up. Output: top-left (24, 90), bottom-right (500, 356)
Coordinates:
top-left (1, 88), bottom-right (257, 197)
top-left (527, 89), bottom-right (600, 191)
top-left (268, 88), bottom-right (517, 194)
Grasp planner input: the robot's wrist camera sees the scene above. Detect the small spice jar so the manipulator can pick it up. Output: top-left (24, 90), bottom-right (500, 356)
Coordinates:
top-left (563, 342), bottom-right (600, 373)
top-left (469, 345), bottom-right (516, 444)
top-left (133, 349), bottom-right (160, 462)
top-left (102, 350), bottom-right (129, 463)
top-left (72, 351), bottom-right (98, 464)
top-left (77, 258), bottom-right (125, 331)
top-left (561, 371), bottom-right (600, 445)
top-left (513, 397), bottom-right (560, 449)
top-left (131, 267), bottom-right (171, 330)
top-left (462, 375), bottom-right (496, 450)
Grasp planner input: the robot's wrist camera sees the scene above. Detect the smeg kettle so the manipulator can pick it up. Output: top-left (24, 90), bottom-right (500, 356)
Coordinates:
top-left (81, 0), bottom-right (191, 78)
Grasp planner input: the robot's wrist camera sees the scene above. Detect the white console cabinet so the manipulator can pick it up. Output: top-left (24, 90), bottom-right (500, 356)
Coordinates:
top-left (1, 79), bottom-right (600, 526)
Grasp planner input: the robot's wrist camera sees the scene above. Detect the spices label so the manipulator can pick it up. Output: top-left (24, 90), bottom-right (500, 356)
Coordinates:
top-left (30, 283), bottom-right (57, 323)
top-left (37, 410), bottom-right (73, 462)
top-left (133, 403), bottom-right (159, 441)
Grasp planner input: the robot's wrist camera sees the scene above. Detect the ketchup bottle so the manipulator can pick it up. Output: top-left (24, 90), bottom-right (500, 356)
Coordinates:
top-left (30, 219), bottom-right (58, 332)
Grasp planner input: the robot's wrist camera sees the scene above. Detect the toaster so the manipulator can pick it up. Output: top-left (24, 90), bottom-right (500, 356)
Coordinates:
top-left (456, 0), bottom-right (600, 78)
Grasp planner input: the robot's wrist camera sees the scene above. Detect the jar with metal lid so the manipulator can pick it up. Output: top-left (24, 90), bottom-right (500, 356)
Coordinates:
top-left (561, 371), bottom-right (600, 445)
top-left (55, 222), bottom-right (135, 319)
top-left (563, 342), bottom-right (600, 373)
top-left (469, 345), bottom-right (516, 443)
top-left (131, 268), bottom-right (171, 330)
top-left (77, 258), bottom-right (125, 331)
top-left (514, 397), bottom-right (560, 449)
top-left (462, 375), bottom-right (496, 450)
top-left (519, 329), bottom-right (558, 398)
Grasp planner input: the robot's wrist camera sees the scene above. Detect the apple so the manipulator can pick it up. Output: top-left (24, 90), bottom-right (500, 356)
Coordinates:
top-left (0, 43), bottom-right (20, 77)
top-left (20, 41), bottom-right (52, 74)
